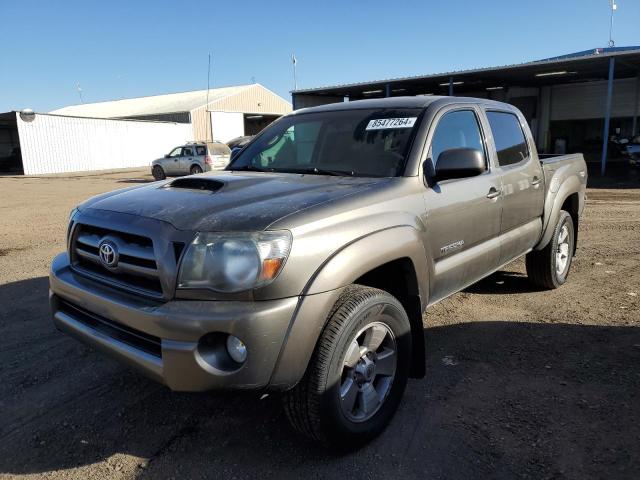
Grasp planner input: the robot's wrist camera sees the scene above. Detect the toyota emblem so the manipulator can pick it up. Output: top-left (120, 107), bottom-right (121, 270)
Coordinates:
top-left (98, 240), bottom-right (119, 269)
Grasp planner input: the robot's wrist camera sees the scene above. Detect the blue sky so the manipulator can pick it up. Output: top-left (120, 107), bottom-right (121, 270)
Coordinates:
top-left (1, 0), bottom-right (638, 112)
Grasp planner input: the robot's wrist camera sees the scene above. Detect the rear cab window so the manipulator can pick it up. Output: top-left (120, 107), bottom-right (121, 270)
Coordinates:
top-left (486, 111), bottom-right (529, 166)
top-left (195, 146), bottom-right (206, 156)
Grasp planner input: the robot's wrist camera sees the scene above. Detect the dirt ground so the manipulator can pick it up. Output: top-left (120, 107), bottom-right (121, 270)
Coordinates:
top-left (0, 169), bottom-right (639, 479)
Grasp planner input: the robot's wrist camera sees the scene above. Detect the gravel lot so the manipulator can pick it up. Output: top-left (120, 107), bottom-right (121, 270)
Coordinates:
top-left (1, 169), bottom-right (639, 479)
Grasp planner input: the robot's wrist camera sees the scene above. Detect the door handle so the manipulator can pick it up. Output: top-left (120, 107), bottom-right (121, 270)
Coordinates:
top-left (486, 187), bottom-right (501, 199)
top-left (531, 176), bottom-right (541, 186)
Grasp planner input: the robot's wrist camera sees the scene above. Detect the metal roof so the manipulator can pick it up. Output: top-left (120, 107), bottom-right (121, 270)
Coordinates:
top-left (51, 84), bottom-right (284, 118)
top-left (293, 47), bottom-right (640, 98)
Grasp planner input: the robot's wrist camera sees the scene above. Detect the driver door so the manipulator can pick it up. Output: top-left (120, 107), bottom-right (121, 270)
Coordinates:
top-left (423, 106), bottom-right (503, 303)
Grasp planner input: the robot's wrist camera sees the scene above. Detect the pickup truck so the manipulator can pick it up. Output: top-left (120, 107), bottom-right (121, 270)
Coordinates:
top-left (50, 96), bottom-right (587, 449)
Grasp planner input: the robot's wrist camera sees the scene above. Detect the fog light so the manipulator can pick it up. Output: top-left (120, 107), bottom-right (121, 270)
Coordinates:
top-left (226, 335), bottom-right (247, 363)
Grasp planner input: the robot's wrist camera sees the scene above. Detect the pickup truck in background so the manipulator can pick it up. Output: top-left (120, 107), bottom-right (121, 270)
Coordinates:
top-left (50, 97), bottom-right (587, 449)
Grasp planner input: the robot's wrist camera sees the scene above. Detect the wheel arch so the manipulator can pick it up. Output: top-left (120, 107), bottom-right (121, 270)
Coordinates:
top-left (536, 175), bottom-right (582, 251)
top-left (268, 226), bottom-right (430, 389)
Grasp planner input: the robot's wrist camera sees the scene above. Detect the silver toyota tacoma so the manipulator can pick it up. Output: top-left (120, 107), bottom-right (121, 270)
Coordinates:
top-left (50, 97), bottom-right (587, 449)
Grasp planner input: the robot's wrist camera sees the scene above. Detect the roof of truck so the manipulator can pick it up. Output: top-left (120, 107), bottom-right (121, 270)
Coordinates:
top-left (292, 95), bottom-right (514, 114)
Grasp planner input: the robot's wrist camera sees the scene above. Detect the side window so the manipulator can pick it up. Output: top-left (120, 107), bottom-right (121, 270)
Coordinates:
top-left (168, 147), bottom-right (182, 157)
top-left (195, 146), bottom-right (206, 156)
top-left (182, 147), bottom-right (193, 157)
top-left (486, 111), bottom-right (529, 166)
top-left (430, 110), bottom-right (485, 168)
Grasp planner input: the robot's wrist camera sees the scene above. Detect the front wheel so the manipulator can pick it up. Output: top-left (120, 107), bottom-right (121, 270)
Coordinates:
top-left (152, 165), bottom-right (166, 180)
top-left (526, 210), bottom-right (575, 289)
top-left (283, 285), bottom-right (411, 450)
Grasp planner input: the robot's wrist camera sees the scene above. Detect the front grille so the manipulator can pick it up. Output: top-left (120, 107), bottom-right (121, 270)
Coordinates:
top-left (58, 299), bottom-right (161, 357)
top-left (71, 224), bottom-right (163, 298)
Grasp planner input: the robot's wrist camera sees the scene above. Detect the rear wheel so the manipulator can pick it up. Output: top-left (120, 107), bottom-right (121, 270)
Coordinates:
top-left (284, 285), bottom-right (411, 450)
top-left (190, 164), bottom-right (203, 175)
top-left (526, 210), bottom-right (575, 289)
top-left (152, 165), bottom-right (166, 181)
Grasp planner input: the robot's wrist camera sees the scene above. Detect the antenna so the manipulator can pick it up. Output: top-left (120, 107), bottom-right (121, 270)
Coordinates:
top-left (76, 82), bottom-right (84, 103)
top-left (206, 53), bottom-right (213, 142)
top-left (608, 0), bottom-right (617, 48)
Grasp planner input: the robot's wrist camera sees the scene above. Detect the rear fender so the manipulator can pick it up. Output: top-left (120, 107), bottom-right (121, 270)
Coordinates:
top-left (536, 174), bottom-right (582, 250)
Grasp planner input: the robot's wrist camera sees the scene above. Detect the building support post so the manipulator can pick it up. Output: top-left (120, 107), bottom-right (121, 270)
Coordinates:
top-left (448, 77), bottom-right (454, 96)
top-left (601, 57), bottom-right (615, 176)
top-left (385, 83), bottom-right (391, 98)
top-left (632, 75), bottom-right (640, 137)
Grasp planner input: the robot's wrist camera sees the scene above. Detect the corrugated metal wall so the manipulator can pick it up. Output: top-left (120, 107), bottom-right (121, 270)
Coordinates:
top-left (212, 84), bottom-right (291, 115)
top-left (191, 105), bottom-right (210, 142)
top-left (191, 84), bottom-right (292, 142)
top-left (16, 113), bottom-right (192, 175)
top-left (550, 77), bottom-right (640, 121)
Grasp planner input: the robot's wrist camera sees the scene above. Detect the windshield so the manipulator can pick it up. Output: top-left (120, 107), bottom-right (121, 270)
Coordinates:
top-left (228, 108), bottom-right (423, 177)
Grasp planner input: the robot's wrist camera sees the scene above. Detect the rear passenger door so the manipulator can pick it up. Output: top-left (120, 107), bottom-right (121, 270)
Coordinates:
top-left (423, 106), bottom-right (503, 303)
top-left (179, 146), bottom-right (195, 173)
top-left (195, 145), bottom-right (207, 169)
top-left (485, 110), bottom-right (544, 265)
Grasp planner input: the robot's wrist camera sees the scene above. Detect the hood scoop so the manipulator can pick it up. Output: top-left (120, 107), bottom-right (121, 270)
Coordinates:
top-left (164, 177), bottom-right (225, 193)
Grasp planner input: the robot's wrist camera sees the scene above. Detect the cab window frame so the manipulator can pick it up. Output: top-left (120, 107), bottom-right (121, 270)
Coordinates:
top-left (485, 109), bottom-right (530, 168)
top-left (423, 106), bottom-right (490, 184)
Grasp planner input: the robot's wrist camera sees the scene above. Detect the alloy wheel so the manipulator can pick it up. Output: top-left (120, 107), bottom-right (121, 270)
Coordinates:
top-left (339, 321), bottom-right (397, 423)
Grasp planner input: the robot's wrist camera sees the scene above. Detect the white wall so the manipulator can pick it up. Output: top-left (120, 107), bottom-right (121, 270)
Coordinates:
top-left (16, 113), bottom-right (192, 175)
top-left (210, 111), bottom-right (244, 143)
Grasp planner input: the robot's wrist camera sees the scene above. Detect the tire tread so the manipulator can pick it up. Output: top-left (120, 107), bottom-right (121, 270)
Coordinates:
top-left (283, 285), bottom-right (400, 444)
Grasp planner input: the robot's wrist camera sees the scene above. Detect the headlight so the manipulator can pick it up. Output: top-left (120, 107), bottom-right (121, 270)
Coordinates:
top-left (177, 231), bottom-right (292, 293)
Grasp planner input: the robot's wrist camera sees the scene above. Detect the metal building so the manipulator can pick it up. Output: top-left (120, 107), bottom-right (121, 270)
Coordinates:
top-left (0, 83), bottom-right (291, 175)
top-left (52, 83), bottom-right (292, 143)
top-left (292, 47), bottom-right (640, 174)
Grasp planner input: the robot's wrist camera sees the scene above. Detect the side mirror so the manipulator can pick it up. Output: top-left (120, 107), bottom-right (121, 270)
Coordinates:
top-left (164, 154), bottom-right (170, 158)
top-left (433, 148), bottom-right (485, 182)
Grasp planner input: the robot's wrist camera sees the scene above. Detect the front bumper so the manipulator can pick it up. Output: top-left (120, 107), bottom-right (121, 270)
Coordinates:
top-left (49, 253), bottom-right (299, 391)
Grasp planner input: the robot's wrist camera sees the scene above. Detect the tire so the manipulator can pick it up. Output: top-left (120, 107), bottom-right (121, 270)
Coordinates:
top-left (284, 285), bottom-right (412, 450)
top-left (152, 165), bottom-right (166, 181)
top-left (526, 210), bottom-right (575, 289)
top-left (190, 164), bottom-right (203, 175)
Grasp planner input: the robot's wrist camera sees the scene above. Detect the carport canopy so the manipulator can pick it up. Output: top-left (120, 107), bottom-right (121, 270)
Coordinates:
top-left (292, 47), bottom-right (640, 174)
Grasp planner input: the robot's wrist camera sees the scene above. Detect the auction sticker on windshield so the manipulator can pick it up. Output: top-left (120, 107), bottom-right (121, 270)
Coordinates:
top-left (366, 117), bottom-right (417, 130)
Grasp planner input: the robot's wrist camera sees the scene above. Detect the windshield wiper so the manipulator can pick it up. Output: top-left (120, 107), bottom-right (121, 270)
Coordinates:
top-left (282, 167), bottom-right (355, 177)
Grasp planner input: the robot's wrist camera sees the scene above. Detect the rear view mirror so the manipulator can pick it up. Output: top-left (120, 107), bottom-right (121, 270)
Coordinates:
top-left (433, 148), bottom-right (485, 182)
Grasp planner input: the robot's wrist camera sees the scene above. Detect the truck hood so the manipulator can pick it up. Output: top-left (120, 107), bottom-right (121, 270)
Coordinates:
top-left (81, 171), bottom-right (388, 231)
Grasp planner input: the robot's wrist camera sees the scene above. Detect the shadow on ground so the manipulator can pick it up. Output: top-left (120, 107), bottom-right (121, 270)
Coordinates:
top-left (464, 269), bottom-right (545, 295)
top-left (1, 277), bottom-right (639, 479)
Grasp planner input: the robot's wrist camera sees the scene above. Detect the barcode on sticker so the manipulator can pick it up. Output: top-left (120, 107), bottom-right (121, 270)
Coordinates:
top-left (366, 117), bottom-right (417, 130)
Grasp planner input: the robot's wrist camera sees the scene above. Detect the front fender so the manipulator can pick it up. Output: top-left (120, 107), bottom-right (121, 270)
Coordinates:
top-left (304, 226), bottom-right (429, 301)
top-left (268, 226), bottom-right (429, 389)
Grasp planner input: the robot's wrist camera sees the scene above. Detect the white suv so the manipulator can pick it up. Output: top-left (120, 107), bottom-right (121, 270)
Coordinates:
top-left (152, 142), bottom-right (231, 180)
